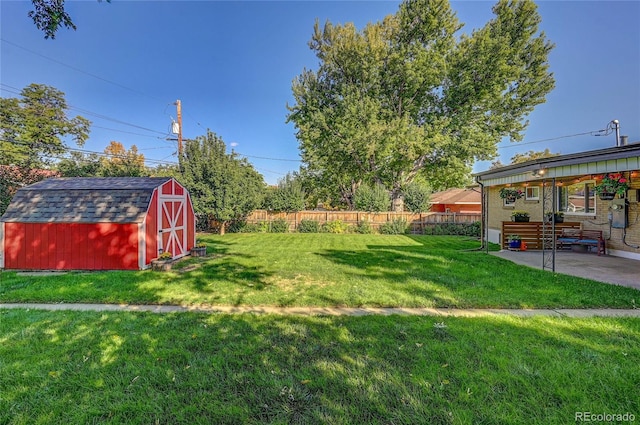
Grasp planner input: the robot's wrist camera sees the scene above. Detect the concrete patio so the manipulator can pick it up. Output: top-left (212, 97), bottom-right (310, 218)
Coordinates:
top-left (491, 250), bottom-right (640, 291)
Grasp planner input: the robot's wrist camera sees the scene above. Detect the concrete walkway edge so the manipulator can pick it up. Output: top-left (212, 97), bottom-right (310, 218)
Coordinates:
top-left (1, 303), bottom-right (639, 318)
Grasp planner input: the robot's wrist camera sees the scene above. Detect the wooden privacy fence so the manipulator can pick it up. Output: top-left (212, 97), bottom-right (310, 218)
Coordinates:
top-left (245, 210), bottom-right (481, 233)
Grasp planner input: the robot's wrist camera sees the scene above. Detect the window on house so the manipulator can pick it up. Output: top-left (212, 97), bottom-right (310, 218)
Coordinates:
top-left (559, 181), bottom-right (596, 215)
top-left (525, 187), bottom-right (540, 201)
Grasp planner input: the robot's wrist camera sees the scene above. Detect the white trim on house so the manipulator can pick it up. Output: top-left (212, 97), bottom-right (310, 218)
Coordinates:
top-left (606, 248), bottom-right (640, 262)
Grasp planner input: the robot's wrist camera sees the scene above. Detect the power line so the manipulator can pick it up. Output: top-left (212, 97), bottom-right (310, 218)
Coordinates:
top-left (235, 152), bottom-right (301, 162)
top-left (1, 38), bottom-right (165, 102)
top-left (254, 166), bottom-right (287, 176)
top-left (68, 104), bottom-right (169, 136)
top-left (91, 125), bottom-right (170, 140)
top-left (4, 139), bottom-right (178, 167)
top-left (497, 129), bottom-right (606, 150)
top-left (1, 82), bottom-right (172, 139)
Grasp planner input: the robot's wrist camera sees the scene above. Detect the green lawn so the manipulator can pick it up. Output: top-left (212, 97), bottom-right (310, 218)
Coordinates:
top-left (2, 234), bottom-right (639, 424)
top-left (1, 309), bottom-right (638, 425)
top-left (1, 234), bottom-right (638, 308)
top-left (0, 234), bottom-right (640, 308)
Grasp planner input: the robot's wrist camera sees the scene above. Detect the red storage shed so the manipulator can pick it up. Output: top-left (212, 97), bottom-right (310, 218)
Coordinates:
top-left (0, 177), bottom-right (196, 270)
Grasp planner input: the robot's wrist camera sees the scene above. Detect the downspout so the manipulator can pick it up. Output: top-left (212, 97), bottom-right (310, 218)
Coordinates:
top-left (474, 176), bottom-right (487, 253)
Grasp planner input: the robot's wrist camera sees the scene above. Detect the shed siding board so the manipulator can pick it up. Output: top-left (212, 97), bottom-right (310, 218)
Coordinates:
top-left (3, 223), bottom-right (139, 270)
top-left (187, 194), bottom-right (195, 249)
top-left (0, 222), bottom-right (4, 268)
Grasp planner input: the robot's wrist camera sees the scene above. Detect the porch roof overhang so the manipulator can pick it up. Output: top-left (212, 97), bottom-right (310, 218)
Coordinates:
top-left (474, 143), bottom-right (640, 187)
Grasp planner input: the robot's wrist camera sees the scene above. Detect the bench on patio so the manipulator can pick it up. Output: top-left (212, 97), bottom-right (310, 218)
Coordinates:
top-left (557, 228), bottom-right (606, 256)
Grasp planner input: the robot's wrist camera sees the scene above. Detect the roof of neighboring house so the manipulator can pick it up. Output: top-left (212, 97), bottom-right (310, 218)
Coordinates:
top-left (430, 188), bottom-right (481, 205)
top-left (1, 177), bottom-right (172, 223)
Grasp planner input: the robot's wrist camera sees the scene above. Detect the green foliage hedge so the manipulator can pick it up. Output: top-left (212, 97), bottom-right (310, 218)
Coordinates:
top-left (353, 220), bottom-right (374, 234)
top-left (423, 222), bottom-right (481, 237)
top-left (270, 218), bottom-right (289, 233)
top-left (322, 220), bottom-right (349, 234)
top-left (379, 218), bottom-right (409, 235)
top-left (229, 219), bottom-right (481, 237)
top-left (297, 219), bottom-right (320, 233)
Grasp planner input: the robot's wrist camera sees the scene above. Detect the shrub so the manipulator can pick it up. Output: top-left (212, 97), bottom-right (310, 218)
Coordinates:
top-left (423, 222), bottom-right (481, 237)
top-left (269, 218), bottom-right (289, 233)
top-left (322, 220), bottom-right (350, 234)
top-left (264, 173), bottom-right (305, 213)
top-left (297, 219), bottom-right (320, 233)
top-left (238, 221), bottom-right (270, 233)
top-left (354, 184), bottom-right (390, 212)
top-left (354, 220), bottom-right (374, 234)
top-left (379, 218), bottom-right (409, 235)
top-left (403, 182), bottom-right (431, 213)
top-left (195, 214), bottom-right (210, 232)
top-left (227, 220), bottom-right (246, 233)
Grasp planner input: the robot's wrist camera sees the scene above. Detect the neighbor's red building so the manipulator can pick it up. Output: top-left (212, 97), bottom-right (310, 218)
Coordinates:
top-left (0, 177), bottom-right (196, 270)
top-left (429, 187), bottom-right (481, 214)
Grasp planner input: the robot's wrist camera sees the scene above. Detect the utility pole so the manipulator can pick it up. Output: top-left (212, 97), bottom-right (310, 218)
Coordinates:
top-left (175, 100), bottom-right (183, 156)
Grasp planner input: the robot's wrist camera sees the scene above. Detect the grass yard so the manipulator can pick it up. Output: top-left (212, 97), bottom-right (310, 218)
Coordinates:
top-left (1, 309), bottom-right (638, 425)
top-left (1, 234), bottom-right (639, 308)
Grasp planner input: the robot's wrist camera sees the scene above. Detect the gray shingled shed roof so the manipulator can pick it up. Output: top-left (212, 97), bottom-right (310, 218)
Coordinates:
top-left (1, 177), bottom-right (172, 223)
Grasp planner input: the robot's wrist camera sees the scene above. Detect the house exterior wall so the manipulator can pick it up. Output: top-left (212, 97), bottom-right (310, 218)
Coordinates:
top-left (487, 181), bottom-right (640, 258)
top-left (430, 204), bottom-right (481, 213)
top-left (3, 222), bottom-right (140, 270)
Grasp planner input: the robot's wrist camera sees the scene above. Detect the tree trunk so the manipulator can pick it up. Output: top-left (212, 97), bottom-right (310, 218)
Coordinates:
top-left (219, 221), bottom-right (226, 235)
top-left (391, 188), bottom-right (404, 212)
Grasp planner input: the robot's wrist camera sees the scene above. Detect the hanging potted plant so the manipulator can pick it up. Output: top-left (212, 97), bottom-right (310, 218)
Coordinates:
top-left (511, 210), bottom-right (530, 222)
top-left (499, 187), bottom-right (524, 202)
top-left (594, 173), bottom-right (630, 200)
top-left (507, 235), bottom-right (522, 249)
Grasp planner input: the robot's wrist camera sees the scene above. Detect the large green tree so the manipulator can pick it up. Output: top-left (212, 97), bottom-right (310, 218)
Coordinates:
top-left (264, 172), bottom-right (306, 213)
top-left (287, 0), bottom-right (555, 210)
top-left (56, 151), bottom-right (101, 177)
top-left (179, 131), bottom-right (265, 234)
top-left (1, 84), bottom-right (90, 214)
top-left (28, 0), bottom-right (110, 39)
top-left (509, 148), bottom-right (560, 164)
top-left (0, 83), bottom-right (91, 168)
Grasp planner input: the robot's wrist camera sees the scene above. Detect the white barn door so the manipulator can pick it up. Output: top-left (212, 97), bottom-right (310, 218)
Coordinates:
top-left (158, 180), bottom-right (187, 258)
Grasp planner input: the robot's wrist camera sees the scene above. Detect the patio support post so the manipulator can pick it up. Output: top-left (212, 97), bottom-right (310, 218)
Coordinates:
top-left (542, 178), bottom-right (557, 272)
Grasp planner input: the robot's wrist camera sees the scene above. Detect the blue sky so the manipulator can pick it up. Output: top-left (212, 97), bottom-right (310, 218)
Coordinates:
top-left (1, 1), bottom-right (639, 185)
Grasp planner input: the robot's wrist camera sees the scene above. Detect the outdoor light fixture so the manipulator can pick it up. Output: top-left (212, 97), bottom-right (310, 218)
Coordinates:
top-left (532, 168), bottom-right (546, 177)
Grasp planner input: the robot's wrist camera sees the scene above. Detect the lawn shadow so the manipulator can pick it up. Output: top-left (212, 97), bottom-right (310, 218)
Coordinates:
top-left (0, 238), bottom-right (274, 306)
top-left (313, 234), bottom-right (638, 308)
top-left (2, 310), bottom-right (638, 424)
